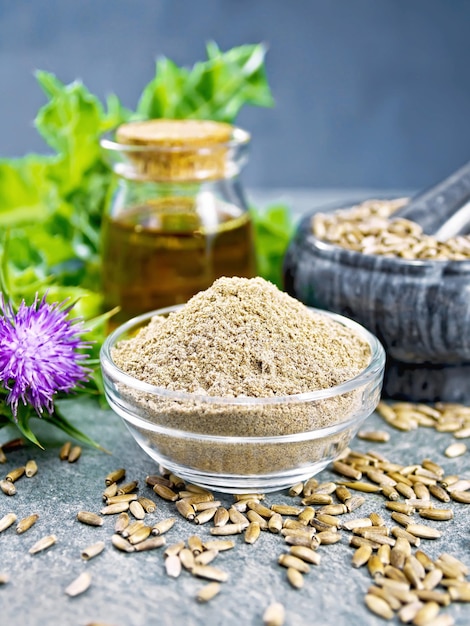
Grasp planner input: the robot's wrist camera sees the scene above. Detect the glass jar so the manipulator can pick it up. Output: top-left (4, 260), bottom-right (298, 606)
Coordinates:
top-left (100, 120), bottom-right (256, 325)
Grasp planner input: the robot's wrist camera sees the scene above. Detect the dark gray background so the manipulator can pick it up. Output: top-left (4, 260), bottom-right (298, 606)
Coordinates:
top-left (1, 0), bottom-right (470, 189)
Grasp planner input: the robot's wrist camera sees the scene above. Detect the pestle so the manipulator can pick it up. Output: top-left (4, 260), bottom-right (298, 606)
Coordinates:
top-left (392, 159), bottom-right (470, 239)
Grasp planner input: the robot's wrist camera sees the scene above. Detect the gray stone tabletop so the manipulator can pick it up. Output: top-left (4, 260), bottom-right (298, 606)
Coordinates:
top-left (0, 397), bottom-right (469, 626)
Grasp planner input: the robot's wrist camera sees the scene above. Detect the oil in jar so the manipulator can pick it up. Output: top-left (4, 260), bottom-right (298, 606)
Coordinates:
top-left (101, 197), bottom-right (256, 324)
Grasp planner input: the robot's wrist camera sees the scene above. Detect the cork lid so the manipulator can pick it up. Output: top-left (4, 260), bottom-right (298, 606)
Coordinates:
top-left (109, 119), bottom-right (248, 182)
top-left (116, 119), bottom-right (234, 148)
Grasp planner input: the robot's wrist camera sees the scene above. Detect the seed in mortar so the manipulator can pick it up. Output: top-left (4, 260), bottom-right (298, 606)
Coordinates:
top-left (111, 277), bottom-right (371, 476)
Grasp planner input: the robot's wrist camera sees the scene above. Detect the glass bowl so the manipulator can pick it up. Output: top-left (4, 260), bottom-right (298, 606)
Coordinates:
top-left (100, 305), bottom-right (385, 493)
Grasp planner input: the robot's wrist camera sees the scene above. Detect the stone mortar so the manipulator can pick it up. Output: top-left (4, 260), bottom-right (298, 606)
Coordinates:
top-left (284, 207), bottom-right (470, 403)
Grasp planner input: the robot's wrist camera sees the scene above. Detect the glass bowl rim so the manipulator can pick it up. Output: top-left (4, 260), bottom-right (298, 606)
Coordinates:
top-left (100, 304), bottom-right (385, 406)
top-left (100, 126), bottom-right (250, 155)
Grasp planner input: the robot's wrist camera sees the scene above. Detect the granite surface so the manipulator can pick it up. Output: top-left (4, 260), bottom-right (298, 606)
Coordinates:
top-left (0, 397), bottom-right (469, 626)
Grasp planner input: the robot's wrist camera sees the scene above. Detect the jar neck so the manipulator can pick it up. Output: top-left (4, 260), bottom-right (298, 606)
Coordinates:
top-left (109, 177), bottom-right (249, 218)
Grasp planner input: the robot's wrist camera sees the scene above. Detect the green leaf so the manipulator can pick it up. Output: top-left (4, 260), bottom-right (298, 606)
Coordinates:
top-left (0, 156), bottom-right (58, 227)
top-left (250, 203), bottom-right (295, 288)
top-left (14, 405), bottom-right (45, 449)
top-left (137, 42), bottom-right (273, 122)
top-left (44, 405), bottom-right (105, 450)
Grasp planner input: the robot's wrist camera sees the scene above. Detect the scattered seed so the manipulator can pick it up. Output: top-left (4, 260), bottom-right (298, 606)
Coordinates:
top-left (105, 468), bottom-right (126, 485)
top-left (77, 511), bottom-right (103, 527)
top-left (352, 544), bottom-right (372, 568)
top-left (195, 549), bottom-right (219, 566)
top-left (263, 602), bottom-right (285, 626)
top-left (175, 498), bottom-right (196, 520)
top-left (29, 534), bottom-right (57, 554)
top-left (339, 481), bottom-right (381, 493)
top-left (438, 553), bottom-right (469, 576)
top-left (378, 544), bottom-right (391, 566)
top-left (129, 500), bottom-right (146, 520)
top-left (0, 573), bottom-right (9, 585)
top-left (65, 572), bottom-right (92, 597)
top-left (286, 567), bottom-right (304, 589)
top-left (317, 531), bottom-right (341, 545)
top-left (444, 443), bottom-right (467, 458)
top-left (106, 494), bottom-right (137, 505)
top-left (16, 514), bottom-right (39, 534)
top-left (419, 509), bottom-right (453, 521)
top-left (25, 460), bottom-right (38, 478)
top-left (288, 483), bottom-right (304, 497)
top-left (0, 513), bottom-right (17, 533)
top-left (67, 446), bottom-right (82, 463)
top-left (192, 565), bottom-right (228, 583)
top-left (228, 507), bottom-right (249, 527)
top-left (164, 541), bottom-right (185, 557)
top-left (450, 491), bottom-right (470, 504)
top-left (0, 447), bottom-right (6, 464)
top-left (179, 548), bottom-right (195, 570)
top-left (364, 593), bottom-right (394, 620)
top-left (392, 526), bottom-right (421, 547)
top-left (128, 526), bottom-right (152, 545)
top-left (358, 430), bottom-right (390, 443)
top-left (114, 512), bottom-right (129, 534)
top-left (100, 502), bottom-right (129, 515)
top-left (134, 536), bottom-right (166, 552)
top-left (195, 508), bottom-right (217, 525)
top-left (213, 507), bottom-right (230, 527)
top-left (406, 524), bottom-right (442, 540)
top-left (117, 481), bottom-right (138, 495)
top-left (196, 582), bottom-right (221, 603)
top-left (111, 534), bottom-right (134, 553)
top-left (415, 590), bottom-right (451, 606)
top-left (278, 553), bottom-right (310, 574)
top-left (81, 541), bottom-right (105, 561)
top-left (289, 545), bottom-right (321, 565)
top-left (165, 554), bottom-right (182, 578)
top-left (345, 495), bottom-right (366, 512)
top-left (332, 460), bottom-right (362, 480)
top-left (302, 477), bottom-right (319, 496)
top-left (122, 520), bottom-right (145, 538)
top-left (301, 493), bottom-right (333, 506)
top-left (368, 586), bottom-right (402, 611)
top-left (102, 483), bottom-right (118, 500)
top-left (0, 480), bottom-right (16, 496)
top-left (245, 522), bottom-right (261, 545)
top-left (59, 441), bottom-right (72, 460)
top-left (448, 583), bottom-right (470, 602)
top-left (335, 485), bottom-right (351, 503)
top-left (202, 539), bottom-right (235, 552)
top-left (423, 569), bottom-right (443, 591)
top-left (397, 600), bottom-right (424, 623)
top-left (210, 523), bottom-right (245, 536)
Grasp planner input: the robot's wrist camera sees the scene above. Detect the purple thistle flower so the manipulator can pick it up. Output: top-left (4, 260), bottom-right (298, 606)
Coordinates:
top-left (0, 294), bottom-right (91, 418)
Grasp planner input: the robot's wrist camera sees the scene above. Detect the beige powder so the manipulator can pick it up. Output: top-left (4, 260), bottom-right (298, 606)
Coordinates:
top-left (113, 276), bottom-right (370, 397)
top-left (111, 277), bottom-right (376, 483)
